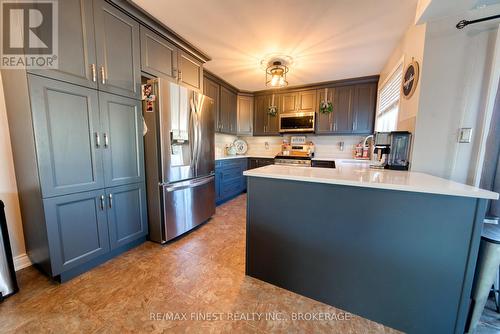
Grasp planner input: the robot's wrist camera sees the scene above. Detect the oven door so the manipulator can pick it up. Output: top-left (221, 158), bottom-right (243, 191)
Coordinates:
top-left (279, 112), bottom-right (315, 133)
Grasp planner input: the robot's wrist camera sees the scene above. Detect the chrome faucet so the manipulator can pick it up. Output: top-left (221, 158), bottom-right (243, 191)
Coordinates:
top-left (362, 135), bottom-right (374, 159)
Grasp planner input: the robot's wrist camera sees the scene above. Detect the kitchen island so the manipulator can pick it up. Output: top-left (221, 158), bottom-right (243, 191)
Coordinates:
top-left (243, 165), bottom-right (498, 334)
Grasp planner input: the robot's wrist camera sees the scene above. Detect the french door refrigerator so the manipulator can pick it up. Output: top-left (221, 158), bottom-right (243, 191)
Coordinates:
top-left (143, 79), bottom-right (215, 243)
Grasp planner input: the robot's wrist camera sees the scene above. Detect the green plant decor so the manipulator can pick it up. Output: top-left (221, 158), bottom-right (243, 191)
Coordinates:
top-left (319, 101), bottom-right (333, 114)
top-left (268, 105), bottom-right (278, 116)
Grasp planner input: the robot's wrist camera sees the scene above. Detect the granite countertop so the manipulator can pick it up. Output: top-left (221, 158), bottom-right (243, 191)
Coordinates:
top-left (243, 164), bottom-right (499, 200)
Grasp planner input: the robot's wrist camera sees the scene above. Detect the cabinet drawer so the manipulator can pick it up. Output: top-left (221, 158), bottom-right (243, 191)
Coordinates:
top-left (221, 178), bottom-right (242, 198)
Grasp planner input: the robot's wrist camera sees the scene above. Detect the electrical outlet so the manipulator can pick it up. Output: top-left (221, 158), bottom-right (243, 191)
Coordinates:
top-left (458, 128), bottom-right (473, 143)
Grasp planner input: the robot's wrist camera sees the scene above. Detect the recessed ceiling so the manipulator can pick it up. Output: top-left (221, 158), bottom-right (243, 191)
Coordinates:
top-left (132, 0), bottom-right (418, 91)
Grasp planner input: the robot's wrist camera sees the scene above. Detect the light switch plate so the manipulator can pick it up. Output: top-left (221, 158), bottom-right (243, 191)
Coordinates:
top-left (458, 128), bottom-right (473, 143)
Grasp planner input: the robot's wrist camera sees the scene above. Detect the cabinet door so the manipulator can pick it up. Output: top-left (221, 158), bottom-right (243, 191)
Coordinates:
top-left (178, 50), bottom-right (203, 91)
top-left (253, 95), bottom-right (267, 136)
top-left (334, 86), bottom-right (354, 133)
top-left (140, 25), bottom-right (177, 80)
top-left (29, 75), bottom-right (104, 198)
top-left (106, 183), bottom-right (148, 250)
top-left (94, 0), bottom-right (141, 99)
top-left (266, 94), bottom-right (280, 135)
top-left (203, 77), bottom-right (220, 131)
top-left (100, 92), bottom-right (145, 187)
top-left (28, 0), bottom-right (97, 88)
top-left (281, 93), bottom-right (298, 113)
top-left (352, 83), bottom-right (377, 134)
top-left (315, 88), bottom-right (335, 134)
top-left (297, 90), bottom-right (316, 113)
top-left (237, 95), bottom-right (253, 135)
top-left (44, 190), bottom-right (109, 275)
top-left (220, 86), bottom-right (237, 134)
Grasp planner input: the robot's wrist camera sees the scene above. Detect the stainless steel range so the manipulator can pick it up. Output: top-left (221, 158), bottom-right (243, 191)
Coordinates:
top-left (274, 136), bottom-right (314, 167)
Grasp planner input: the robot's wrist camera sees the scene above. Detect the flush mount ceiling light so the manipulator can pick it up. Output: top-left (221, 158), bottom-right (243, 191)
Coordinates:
top-left (263, 57), bottom-right (291, 88)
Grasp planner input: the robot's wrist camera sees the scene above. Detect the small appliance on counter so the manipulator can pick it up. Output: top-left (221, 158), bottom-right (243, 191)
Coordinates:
top-left (371, 132), bottom-right (391, 169)
top-left (275, 136), bottom-right (315, 167)
top-left (386, 131), bottom-right (412, 170)
top-left (370, 131), bottom-right (412, 170)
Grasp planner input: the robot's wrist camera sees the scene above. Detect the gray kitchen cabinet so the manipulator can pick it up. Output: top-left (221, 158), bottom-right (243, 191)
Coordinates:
top-left (280, 93), bottom-right (298, 113)
top-left (44, 190), bottom-right (109, 275)
top-left (94, 0), bottom-right (141, 99)
top-left (99, 92), bottom-right (145, 188)
top-left (237, 94), bottom-right (253, 135)
top-left (28, 75), bottom-right (105, 198)
top-left (140, 26), bottom-right (177, 80)
top-left (279, 90), bottom-right (316, 113)
top-left (253, 94), bottom-right (280, 136)
top-left (220, 85), bottom-right (237, 134)
top-left (28, 0), bottom-right (97, 89)
top-left (106, 183), bottom-right (148, 250)
top-left (352, 83), bottom-right (377, 134)
top-left (316, 87), bottom-right (336, 134)
top-left (203, 76), bottom-right (220, 130)
top-left (334, 85), bottom-right (355, 133)
top-left (178, 50), bottom-right (203, 91)
top-left (297, 90), bottom-right (317, 113)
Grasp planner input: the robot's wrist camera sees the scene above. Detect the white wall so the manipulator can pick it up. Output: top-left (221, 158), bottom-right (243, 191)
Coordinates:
top-left (378, 23), bottom-right (426, 134)
top-left (411, 12), bottom-right (500, 183)
top-left (0, 73), bottom-right (28, 269)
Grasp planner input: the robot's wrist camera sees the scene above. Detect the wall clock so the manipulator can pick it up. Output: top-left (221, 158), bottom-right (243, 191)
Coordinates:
top-left (402, 59), bottom-right (419, 99)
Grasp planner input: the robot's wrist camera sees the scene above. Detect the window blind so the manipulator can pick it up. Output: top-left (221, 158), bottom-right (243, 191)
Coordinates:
top-left (376, 63), bottom-right (403, 132)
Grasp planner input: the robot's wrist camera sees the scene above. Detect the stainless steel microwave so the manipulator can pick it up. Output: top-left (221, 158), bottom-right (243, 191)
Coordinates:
top-left (279, 112), bottom-right (315, 133)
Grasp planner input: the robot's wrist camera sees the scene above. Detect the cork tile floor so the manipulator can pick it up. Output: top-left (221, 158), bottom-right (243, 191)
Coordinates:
top-left (1, 194), bottom-right (399, 333)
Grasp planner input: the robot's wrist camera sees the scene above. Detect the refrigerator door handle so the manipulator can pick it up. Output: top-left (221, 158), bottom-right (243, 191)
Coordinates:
top-left (165, 176), bottom-right (214, 192)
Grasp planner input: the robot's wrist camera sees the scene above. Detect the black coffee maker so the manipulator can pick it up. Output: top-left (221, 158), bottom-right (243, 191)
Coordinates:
top-left (386, 131), bottom-right (412, 170)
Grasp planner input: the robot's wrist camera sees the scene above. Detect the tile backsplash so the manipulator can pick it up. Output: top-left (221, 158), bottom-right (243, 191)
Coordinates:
top-left (216, 133), bottom-right (366, 159)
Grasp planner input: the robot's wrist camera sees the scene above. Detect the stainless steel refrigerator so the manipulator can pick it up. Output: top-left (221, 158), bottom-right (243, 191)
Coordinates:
top-left (143, 78), bottom-right (215, 243)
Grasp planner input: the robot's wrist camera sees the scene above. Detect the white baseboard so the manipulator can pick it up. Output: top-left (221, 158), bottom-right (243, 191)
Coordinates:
top-left (14, 253), bottom-right (32, 271)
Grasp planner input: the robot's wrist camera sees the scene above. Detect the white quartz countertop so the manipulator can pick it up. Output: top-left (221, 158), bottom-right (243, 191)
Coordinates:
top-left (215, 154), bottom-right (275, 161)
top-left (243, 164), bottom-right (499, 200)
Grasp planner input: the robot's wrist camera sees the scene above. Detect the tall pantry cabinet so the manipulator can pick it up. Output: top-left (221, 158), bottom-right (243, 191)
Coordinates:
top-left (1, 0), bottom-right (148, 281)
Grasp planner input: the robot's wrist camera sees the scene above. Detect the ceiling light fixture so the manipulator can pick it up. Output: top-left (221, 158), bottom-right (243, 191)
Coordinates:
top-left (265, 60), bottom-right (289, 88)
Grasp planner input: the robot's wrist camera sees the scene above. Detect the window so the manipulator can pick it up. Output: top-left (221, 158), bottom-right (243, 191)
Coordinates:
top-left (375, 62), bottom-right (403, 132)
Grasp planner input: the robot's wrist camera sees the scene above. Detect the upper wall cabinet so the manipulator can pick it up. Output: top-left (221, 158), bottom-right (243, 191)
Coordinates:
top-left (315, 82), bottom-right (377, 135)
top-left (279, 90), bottom-right (317, 113)
top-left (140, 26), bottom-right (177, 80)
top-left (253, 94), bottom-right (280, 136)
top-left (93, 0), bottom-right (141, 99)
top-left (178, 51), bottom-right (203, 91)
top-left (352, 83), bottom-right (377, 134)
top-left (203, 76), bottom-right (220, 130)
top-left (219, 86), bottom-right (238, 134)
top-left (140, 27), bottom-right (203, 91)
top-left (27, 0), bottom-right (97, 88)
top-left (237, 95), bottom-right (253, 135)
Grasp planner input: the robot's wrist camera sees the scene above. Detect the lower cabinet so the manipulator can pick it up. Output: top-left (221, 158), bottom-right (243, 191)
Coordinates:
top-left (248, 158), bottom-right (275, 169)
top-left (215, 158), bottom-right (248, 205)
top-left (106, 183), bottom-right (148, 250)
top-left (44, 190), bottom-right (110, 275)
top-left (43, 182), bottom-right (147, 277)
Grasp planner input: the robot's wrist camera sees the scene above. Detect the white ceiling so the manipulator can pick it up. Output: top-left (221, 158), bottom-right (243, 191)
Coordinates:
top-left (132, 0), bottom-right (418, 91)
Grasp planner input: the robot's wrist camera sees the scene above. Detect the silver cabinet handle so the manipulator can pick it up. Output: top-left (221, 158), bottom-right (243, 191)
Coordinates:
top-left (353, 121), bottom-right (357, 131)
top-left (108, 194), bottom-right (113, 208)
top-left (104, 133), bottom-right (109, 148)
top-left (100, 66), bottom-right (106, 85)
top-left (100, 195), bottom-right (105, 210)
top-left (95, 132), bottom-right (100, 147)
top-left (178, 70), bottom-right (183, 82)
top-left (91, 64), bottom-right (97, 82)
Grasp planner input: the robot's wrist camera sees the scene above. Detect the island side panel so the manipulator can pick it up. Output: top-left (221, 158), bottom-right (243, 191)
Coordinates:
top-left (245, 176), bottom-right (486, 334)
